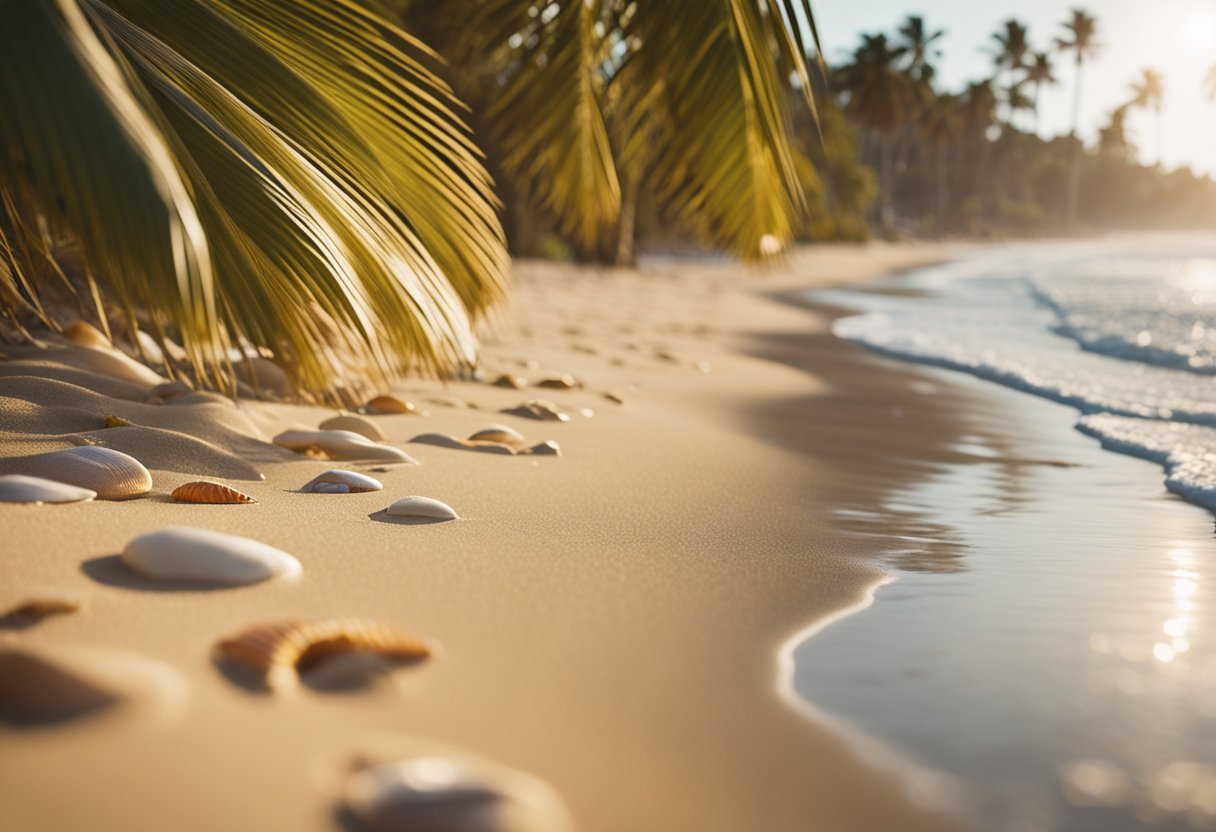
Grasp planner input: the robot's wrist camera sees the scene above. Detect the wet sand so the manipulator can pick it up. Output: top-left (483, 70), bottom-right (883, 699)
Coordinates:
top-left (0, 243), bottom-right (964, 832)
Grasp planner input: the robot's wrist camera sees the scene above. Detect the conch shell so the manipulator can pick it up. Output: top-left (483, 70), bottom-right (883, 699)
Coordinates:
top-left (170, 481), bottom-right (256, 504)
top-left (216, 618), bottom-right (431, 691)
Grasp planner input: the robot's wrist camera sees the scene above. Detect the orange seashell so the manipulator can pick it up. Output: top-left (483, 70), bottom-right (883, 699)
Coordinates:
top-left (364, 395), bottom-right (417, 415)
top-left (63, 321), bottom-right (111, 349)
top-left (170, 481), bottom-right (256, 504)
top-left (216, 618), bottom-right (431, 691)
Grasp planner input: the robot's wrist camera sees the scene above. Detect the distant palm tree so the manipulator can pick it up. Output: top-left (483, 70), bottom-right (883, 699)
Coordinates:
top-left (1025, 51), bottom-right (1059, 132)
top-left (918, 92), bottom-right (963, 229)
top-left (1055, 7), bottom-right (1101, 228)
top-left (1098, 104), bottom-right (1135, 161)
top-left (835, 33), bottom-right (914, 228)
top-left (990, 18), bottom-right (1030, 127)
top-left (897, 15), bottom-right (945, 82)
top-left (1129, 68), bottom-right (1165, 166)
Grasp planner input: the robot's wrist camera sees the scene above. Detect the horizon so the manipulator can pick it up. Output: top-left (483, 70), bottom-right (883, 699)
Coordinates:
top-left (817, 0), bottom-right (1216, 177)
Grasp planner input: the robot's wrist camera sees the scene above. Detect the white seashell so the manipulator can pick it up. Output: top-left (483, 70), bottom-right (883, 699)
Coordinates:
top-left (344, 755), bottom-right (575, 832)
top-left (6, 446), bottom-right (151, 500)
top-left (468, 425), bottom-right (526, 446)
top-left (409, 432), bottom-right (468, 450)
top-left (121, 527), bottom-right (301, 586)
top-left (0, 474), bottom-right (96, 504)
top-left (273, 430), bottom-right (417, 464)
top-left (236, 357), bottom-right (292, 398)
top-left (385, 496), bottom-right (459, 521)
top-left (503, 400), bottom-right (570, 422)
top-left (320, 414), bottom-right (388, 442)
top-left (468, 442), bottom-right (517, 456)
top-left (301, 470), bottom-right (383, 494)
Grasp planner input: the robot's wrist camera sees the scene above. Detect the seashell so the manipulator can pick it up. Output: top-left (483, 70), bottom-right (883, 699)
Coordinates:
top-left (0, 648), bottom-right (121, 726)
top-left (502, 400), bottom-right (570, 422)
top-left (103, 414), bottom-right (132, 428)
top-left (365, 395), bottom-right (417, 415)
top-left (468, 425), bottom-right (526, 447)
top-left (69, 343), bottom-right (168, 387)
top-left (493, 373), bottom-right (528, 389)
top-left (320, 414), bottom-right (387, 442)
top-left (409, 432), bottom-right (469, 450)
top-left (63, 320), bottom-right (112, 349)
top-left (536, 374), bottom-right (579, 390)
top-left (343, 754), bottom-right (575, 832)
top-left (0, 474), bottom-right (96, 504)
top-left (4, 446), bottom-right (151, 500)
top-left (273, 430), bottom-right (417, 464)
top-left (0, 598), bottom-right (81, 627)
top-left (386, 496), bottom-right (459, 521)
top-left (301, 470), bottom-right (382, 494)
top-left (467, 442), bottom-right (517, 456)
top-left (171, 481), bottom-right (256, 504)
top-left (215, 618), bottom-right (431, 691)
top-left (696, 360), bottom-right (712, 373)
top-left (527, 441), bottom-right (561, 457)
top-left (235, 356), bottom-right (292, 399)
top-left (121, 527), bottom-right (300, 586)
top-left (146, 380), bottom-right (194, 403)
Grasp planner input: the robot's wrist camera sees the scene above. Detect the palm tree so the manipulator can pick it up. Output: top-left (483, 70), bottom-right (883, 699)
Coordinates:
top-left (918, 93), bottom-right (963, 229)
top-left (1129, 68), bottom-right (1165, 166)
top-left (834, 33), bottom-right (914, 228)
top-left (1, 0), bottom-right (824, 396)
top-left (1055, 7), bottom-right (1101, 228)
top-left (990, 19), bottom-right (1030, 127)
top-left (1098, 104), bottom-right (1135, 162)
top-left (897, 15), bottom-right (945, 82)
top-left (1025, 51), bottom-right (1059, 132)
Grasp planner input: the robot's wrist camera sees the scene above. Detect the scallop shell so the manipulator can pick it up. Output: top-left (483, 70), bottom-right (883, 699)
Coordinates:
top-left (171, 481), bottom-right (256, 504)
top-left (273, 430), bottom-right (417, 464)
top-left (502, 400), bottom-right (570, 422)
top-left (5, 446), bottom-right (151, 500)
top-left (468, 425), bottom-right (526, 447)
top-left (121, 527), bottom-right (300, 586)
top-left (365, 395), bottom-right (417, 415)
top-left (0, 474), bottom-right (96, 504)
top-left (216, 618), bottom-right (431, 691)
top-left (343, 754), bottom-right (575, 832)
top-left (492, 373), bottom-right (528, 389)
top-left (301, 470), bottom-right (382, 494)
top-left (385, 496), bottom-right (459, 521)
top-left (320, 414), bottom-right (388, 442)
top-left (536, 374), bottom-right (579, 390)
top-left (527, 441), bottom-right (561, 457)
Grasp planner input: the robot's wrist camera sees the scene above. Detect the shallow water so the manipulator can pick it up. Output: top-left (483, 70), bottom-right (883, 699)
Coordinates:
top-left (794, 240), bottom-right (1216, 831)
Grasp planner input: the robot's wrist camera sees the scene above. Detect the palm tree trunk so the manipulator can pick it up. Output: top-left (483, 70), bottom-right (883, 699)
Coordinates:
top-left (880, 134), bottom-right (896, 229)
top-left (936, 143), bottom-right (949, 231)
top-left (1065, 56), bottom-right (1084, 229)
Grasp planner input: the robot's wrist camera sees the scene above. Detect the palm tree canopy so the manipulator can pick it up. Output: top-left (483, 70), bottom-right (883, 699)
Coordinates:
top-left (1056, 7), bottom-right (1100, 65)
top-left (1027, 51), bottom-right (1058, 87)
top-left (1129, 67), bottom-right (1165, 112)
top-left (835, 33), bottom-right (916, 133)
top-left (897, 15), bottom-right (944, 81)
top-left (990, 18), bottom-right (1030, 73)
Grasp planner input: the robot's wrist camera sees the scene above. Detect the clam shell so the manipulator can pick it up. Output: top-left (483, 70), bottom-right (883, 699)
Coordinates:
top-left (216, 618), bottom-right (430, 691)
top-left (301, 470), bottom-right (382, 494)
top-left (5, 446), bottom-right (151, 500)
top-left (503, 400), bottom-right (570, 422)
top-left (0, 474), bottom-right (96, 504)
top-left (344, 754), bottom-right (575, 832)
top-left (527, 441), bottom-right (561, 457)
top-left (273, 430), bottom-right (417, 464)
top-left (171, 481), bottom-right (256, 504)
top-left (385, 496), bottom-right (459, 521)
top-left (320, 414), bottom-right (388, 442)
top-left (365, 395), bottom-right (417, 415)
top-left (121, 527), bottom-right (300, 586)
top-left (492, 373), bottom-right (527, 389)
top-left (468, 425), bottom-right (526, 447)
top-left (536, 374), bottom-right (578, 390)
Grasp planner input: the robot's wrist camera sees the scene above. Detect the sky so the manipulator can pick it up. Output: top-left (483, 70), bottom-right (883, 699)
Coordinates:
top-left (815, 0), bottom-right (1216, 176)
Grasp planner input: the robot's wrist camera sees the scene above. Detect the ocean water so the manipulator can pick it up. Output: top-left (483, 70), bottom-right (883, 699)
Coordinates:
top-left (792, 238), bottom-right (1216, 831)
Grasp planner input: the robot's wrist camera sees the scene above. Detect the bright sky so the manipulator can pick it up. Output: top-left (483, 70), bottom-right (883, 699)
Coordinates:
top-left (815, 0), bottom-right (1216, 176)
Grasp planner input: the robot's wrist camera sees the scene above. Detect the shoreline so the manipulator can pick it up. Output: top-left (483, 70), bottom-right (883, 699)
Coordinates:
top-left (1, 242), bottom-right (965, 832)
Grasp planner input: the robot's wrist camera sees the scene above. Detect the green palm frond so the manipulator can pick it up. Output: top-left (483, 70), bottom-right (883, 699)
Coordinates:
top-left (1, 0), bottom-right (507, 399)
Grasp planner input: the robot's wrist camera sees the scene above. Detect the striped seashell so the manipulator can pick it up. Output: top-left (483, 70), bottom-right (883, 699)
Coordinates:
top-left (5, 446), bottom-right (151, 500)
top-left (468, 425), bottom-right (526, 447)
top-left (492, 373), bottom-right (528, 389)
top-left (122, 527), bottom-right (300, 586)
top-left (536, 374), bottom-right (579, 390)
top-left (344, 753), bottom-right (575, 832)
top-left (320, 414), bottom-right (387, 442)
top-left (216, 618), bottom-right (431, 691)
top-left (273, 430), bottom-right (417, 464)
top-left (386, 496), bottom-right (459, 521)
top-left (301, 470), bottom-right (382, 494)
top-left (170, 481), bottom-right (256, 504)
top-left (364, 395), bottom-right (417, 415)
top-left (0, 474), bottom-right (96, 504)
top-left (502, 399), bottom-right (570, 422)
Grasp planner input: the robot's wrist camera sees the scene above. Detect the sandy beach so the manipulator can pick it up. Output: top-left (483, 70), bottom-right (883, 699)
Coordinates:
top-left (0, 243), bottom-right (976, 832)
